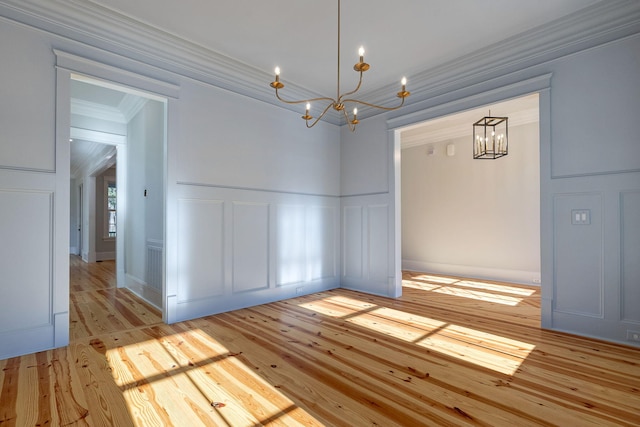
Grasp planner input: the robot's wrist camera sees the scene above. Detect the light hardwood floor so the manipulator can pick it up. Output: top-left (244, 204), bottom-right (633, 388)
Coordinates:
top-left (1, 257), bottom-right (639, 426)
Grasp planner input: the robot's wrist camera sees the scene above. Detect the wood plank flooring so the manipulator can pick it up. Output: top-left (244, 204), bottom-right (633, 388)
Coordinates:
top-left (1, 261), bottom-right (639, 426)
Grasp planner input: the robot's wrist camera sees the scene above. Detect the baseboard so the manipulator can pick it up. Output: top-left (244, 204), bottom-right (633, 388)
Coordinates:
top-left (69, 246), bottom-right (79, 255)
top-left (96, 251), bottom-right (115, 261)
top-left (125, 273), bottom-right (162, 309)
top-left (402, 259), bottom-right (541, 286)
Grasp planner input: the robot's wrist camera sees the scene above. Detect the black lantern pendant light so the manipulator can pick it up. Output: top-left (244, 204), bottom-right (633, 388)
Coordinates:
top-left (473, 112), bottom-right (508, 159)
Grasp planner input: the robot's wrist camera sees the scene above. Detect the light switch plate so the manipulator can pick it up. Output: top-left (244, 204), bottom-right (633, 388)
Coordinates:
top-left (571, 209), bottom-right (591, 225)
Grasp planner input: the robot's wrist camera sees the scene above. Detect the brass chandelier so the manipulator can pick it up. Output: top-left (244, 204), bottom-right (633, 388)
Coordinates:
top-left (269, 0), bottom-right (410, 131)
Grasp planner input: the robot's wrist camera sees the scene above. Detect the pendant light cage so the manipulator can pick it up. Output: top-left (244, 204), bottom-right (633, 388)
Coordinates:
top-left (473, 115), bottom-right (508, 159)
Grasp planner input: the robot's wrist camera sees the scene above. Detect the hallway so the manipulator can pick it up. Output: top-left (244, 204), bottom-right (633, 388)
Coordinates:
top-left (69, 255), bottom-right (161, 340)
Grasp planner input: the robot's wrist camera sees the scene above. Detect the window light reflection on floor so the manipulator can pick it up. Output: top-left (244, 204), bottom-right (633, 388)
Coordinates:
top-left (403, 276), bottom-right (537, 306)
top-left (104, 327), bottom-right (318, 426)
top-left (299, 292), bottom-right (535, 376)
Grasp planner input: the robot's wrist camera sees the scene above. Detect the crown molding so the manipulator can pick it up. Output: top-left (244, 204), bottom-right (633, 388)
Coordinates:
top-left (1, 0), bottom-right (639, 127)
top-left (362, 0), bottom-right (640, 121)
top-left (401, 107), bottom-right (539, 150)
top-left (119, 94), bottom-right (148, 123)
top-left (71, 98), bottom-right (125, 123)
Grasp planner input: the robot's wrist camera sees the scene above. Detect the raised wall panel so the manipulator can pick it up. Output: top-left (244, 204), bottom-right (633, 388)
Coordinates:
top-left (368, 205), bottom-right (390, 283)
top-left (276, 205), bottom-right (306, 286)
top-left (343, 206), bottom-right (363, 279)
top-left (0, 21), bottom-right (56, 172)
top-left (550, 36), bottom-right (640, 177)
top-left (232, 202), bottom-right (269, 293)
top-left (553, 193), bottom-right (603, 317)
top-left (177, 199), bottom-right (225, 302)
top-left (0, 189), bottom-right (52, 333)
top-left (621, 191), bottom-right (640, 322)
top-left (308, 206), bottom-right (337, 281)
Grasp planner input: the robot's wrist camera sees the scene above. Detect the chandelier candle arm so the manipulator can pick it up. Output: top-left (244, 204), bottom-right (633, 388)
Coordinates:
top-left (268, 0), bottom-right (409, 131)
top-left (305, 102), bottom-right (335, 129)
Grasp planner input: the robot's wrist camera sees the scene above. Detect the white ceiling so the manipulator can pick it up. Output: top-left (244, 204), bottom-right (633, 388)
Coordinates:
top-left (83, 0), bottom-right (599, 98)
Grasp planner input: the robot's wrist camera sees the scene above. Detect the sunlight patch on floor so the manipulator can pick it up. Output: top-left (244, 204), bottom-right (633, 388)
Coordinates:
top-left (416, 324), bottom-right (536, 376)
top-left (104, 328), bottom-right (320, 426)
top-left (403, 276), bottom-right (536, 306)
top-left (299, 295), bottom-right (535, 376)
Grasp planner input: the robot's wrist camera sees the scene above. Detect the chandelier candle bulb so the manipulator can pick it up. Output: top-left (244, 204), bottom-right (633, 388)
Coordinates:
top-left (270, 67), bottom-right (284, 89)
top-left (359, 46), bottom-right (364, 63)
top-left (302, 102), bottom-right (312, 121)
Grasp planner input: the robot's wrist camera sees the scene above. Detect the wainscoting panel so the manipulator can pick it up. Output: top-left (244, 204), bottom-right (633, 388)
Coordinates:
top-left (343, 206), bottom-right (363, 279)
top-left (0, 165), bottom-right (67, 359)
top-left (177, 198), bottom-right (225, 302)
top-left (168, 184), bottom-right (340, 323)
top-left (232, 202), bottom-right (269, 293)
top-left (308, 205), bottom-right (338, 282)
top-left (0, 189), bottom-right (52, 333)
top-left (368, 204), bottom-right (390, 284)
top-left (553, 193), bottom-right (604, 317)
top-left (341, 196), bottom-right (395, 297)
top-left (276, 204), bottom-right (307, 286)
top-left (276, 204), bottom-right (338, 287)
top-left (621, 190), bottom-right (640, 322)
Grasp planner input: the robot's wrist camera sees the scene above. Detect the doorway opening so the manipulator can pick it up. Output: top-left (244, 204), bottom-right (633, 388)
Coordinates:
top-left (69, 74), bottom-right (167, 310)
top-left (397, 93), bottom-right (541, 287)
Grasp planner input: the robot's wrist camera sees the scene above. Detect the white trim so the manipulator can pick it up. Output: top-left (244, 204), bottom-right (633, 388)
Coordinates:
top-left (119, 94), bottom-right (148, 122)
top-left (71, 98), bottom-right (126, 123)
top-left (125, 273), bottom-right (162, 309)
top-left (56, 52), bottom-right (180, 99)
top-left (95, 251), bottom-right (116, 261)
top-left (70, 127), bottom-right (126, 146)
top-left (400, 107), bottom-right (539, 149)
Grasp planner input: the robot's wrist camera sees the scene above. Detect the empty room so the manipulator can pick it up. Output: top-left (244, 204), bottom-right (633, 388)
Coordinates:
top-left (1, 1), bottom-right (639, 425)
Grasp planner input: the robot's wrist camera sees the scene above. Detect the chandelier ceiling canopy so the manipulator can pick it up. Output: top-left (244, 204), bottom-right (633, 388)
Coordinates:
top-left (269, 0), bottom-right (410, 131)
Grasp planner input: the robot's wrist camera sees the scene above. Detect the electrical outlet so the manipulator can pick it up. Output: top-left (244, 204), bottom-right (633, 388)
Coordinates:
top-left (532, 278), bottom-right (541, 284)
top-left (627, 330), bottom-right (640, 342)
top-left (296, 287), bottom-right (304, 295)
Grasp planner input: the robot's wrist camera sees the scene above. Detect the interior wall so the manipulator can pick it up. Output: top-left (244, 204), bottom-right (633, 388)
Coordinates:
top-left (340, 118), bottom-right (399, 297)
top-left (166, 80), bottom-right (341, 322)
top-left (401, 121), bottom-right (540, 285)
top-left (0, 10), bottom-right (342, 357)
top-left (0, 18), bottom-right (69, 359)
top-left (125, 99), bottom-right (164, 307)
top-left (342, 33), bottom-right (640, 347)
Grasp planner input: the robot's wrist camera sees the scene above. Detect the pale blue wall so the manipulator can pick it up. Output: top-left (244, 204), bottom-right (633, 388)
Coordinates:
top-left (340, 34), bottom-right (640, 347)
top-left (0, 13), bottom-right (340, 357)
